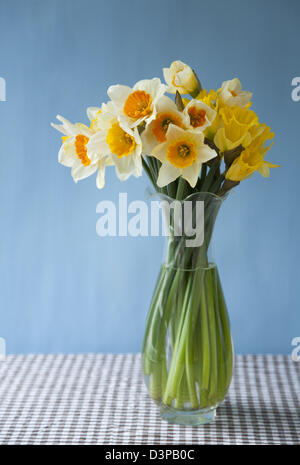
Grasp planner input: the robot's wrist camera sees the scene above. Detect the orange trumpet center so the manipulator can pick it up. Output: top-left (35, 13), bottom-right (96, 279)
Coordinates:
top-left (124, 90), bottom-right (152, 119)
top-left (167, 140), bottom-right (197, 169)
top-left (188, 106), bottom-right (206, 128)
top-left (152, 112), bottom-right (183, 142)
top-left (75, 134), bottom-right (90, 166)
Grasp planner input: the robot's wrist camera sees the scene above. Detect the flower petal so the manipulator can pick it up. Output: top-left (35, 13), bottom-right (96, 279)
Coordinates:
top-left (87, 106), bottom-right (101, 122)
top-left (107, 84), bottom-right (131, 110)
top-left (58, 145), bottom-right (75, 167)
top-left (96, 159), bottom-right (108, 189)
top-left (157, 162), bottom-right (180, 187)
top-left (181, 161), bottom-right (201, 187)
top-left (87, 131), bottom-right (109, 156)
top-left (151, 141), bottom-right (168, 163)
top-left (71, 159), bottom-right (97, 182)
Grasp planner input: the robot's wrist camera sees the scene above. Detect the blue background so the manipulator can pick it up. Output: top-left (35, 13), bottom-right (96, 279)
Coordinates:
top-left (0, 0), bottom-right (299, 355)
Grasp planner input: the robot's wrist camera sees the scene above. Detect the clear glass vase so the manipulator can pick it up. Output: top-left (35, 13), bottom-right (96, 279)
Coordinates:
top-left (142, 191), bottom-right (234, 425)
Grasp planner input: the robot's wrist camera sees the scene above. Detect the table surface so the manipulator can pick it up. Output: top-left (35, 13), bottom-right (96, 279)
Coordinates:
top-left (0, 354), bottom-right (299, 445)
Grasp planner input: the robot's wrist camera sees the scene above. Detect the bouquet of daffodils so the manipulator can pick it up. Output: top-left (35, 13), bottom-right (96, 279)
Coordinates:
top-left (52, 60), bottom-right (277, 198)
top-left (52, 61), bottom-right (278, 422)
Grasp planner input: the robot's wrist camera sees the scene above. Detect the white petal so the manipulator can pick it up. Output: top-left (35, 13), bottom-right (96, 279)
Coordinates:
top-left (51, 122), bottom-right (69, 136)
top-left (71, 160), bottom-right (97, 182)
top-left (181, 161), bottom-right (201, 187)
top-left (156, 95), bottom-right (178, 113)
top-left (113, 155), bottom-right (135, 181)
top-left (107, 84), bottom-right (131, 110)
top-left (163, 68), bottom-right (171, 86)
top-left (165, 124), bottom-right (187, 142)
top-left (87, 131), bottom-right (109, 156)
top-left (196, 144), bottom-right (217, 164)
top-left (96, 159), bottom-right (108, 189)
top-left (141, 122), bottom-right (157, 155)
top-left (74, 123), bottom-right (93, 137)
top-left (230, 78), bottom-right (242, 92)
top-left (56, 115), bottom-right (78, 135)
top-left (151, 141), bottom-right (168, 162)
top-left (134, 77), bottom-right (157, 94)
top-left (87, 106), bottom-right (100, 122)
top-left (157, 162), bottom-right (180, 187)
top-left (133, 151), bottom-right (143, 177)
top-left (58, 145), bottom-right (75, 167)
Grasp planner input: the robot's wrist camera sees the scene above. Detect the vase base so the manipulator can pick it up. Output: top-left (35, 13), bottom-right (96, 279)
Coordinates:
top-left (159, 405), bottom-right (217, 426)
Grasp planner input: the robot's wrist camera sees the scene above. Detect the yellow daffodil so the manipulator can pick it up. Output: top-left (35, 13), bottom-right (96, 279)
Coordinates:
top-left (141, 95), bottom-right (188, 154)
top-left (184, 99), bottom-right (217, 133)
top-left (51, 115), bottom-right (111, 188)
top-left (218, 78), bottom-right (252, 108)
top-left (214, 105), bottom-right (259, 152)
top-left (86, 104), bottom-right (142, 181)
top-left (151, 125), bottom-right (216, 187)
top-left (226, 124), bottom-right (278, 181)
top-left (183, 89), bottom-right (217, 109)
top-left (163, 61), bottom-right (199, 95)
top-left (196, 89), bottom-right (217, 108)
top-left (107, 78), bottom-right (167, 129)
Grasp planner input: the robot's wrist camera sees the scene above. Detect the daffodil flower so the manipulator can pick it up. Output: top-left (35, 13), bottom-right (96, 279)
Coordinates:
top-left (218, 78), bottom-right (252, 108)
top-left (151, 125), bottom-right (216, 188)
top-left (141, 95), bottom-right (189, 154)
top-left (226, 124), bottom-right (278, 181)
top-left (163, 61), bottom-right (199, 95)
top-left (107, 78), bottom-right (167, 129)
top-left (196, 89), bottom-right (217, 108)
top-left (51, 115), bottom-right (111, 188)
top-left (183, 99), bottom-right (217, 132)
top-left (86, 105), bottom-right (142, 181)
top-left (214, 105), bottom-right (258, 152)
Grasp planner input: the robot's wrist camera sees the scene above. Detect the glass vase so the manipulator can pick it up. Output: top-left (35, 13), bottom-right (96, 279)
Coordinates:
top-left (142, 192), bottom-right (234, 425)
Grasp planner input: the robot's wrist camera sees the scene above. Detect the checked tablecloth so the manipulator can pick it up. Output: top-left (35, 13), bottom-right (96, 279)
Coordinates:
top-left (0, 354), bottom-right (298, 445)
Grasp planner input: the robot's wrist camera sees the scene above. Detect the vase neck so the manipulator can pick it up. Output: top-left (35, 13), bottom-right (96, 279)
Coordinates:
top-left (157, 192), bottom-right (224, 270)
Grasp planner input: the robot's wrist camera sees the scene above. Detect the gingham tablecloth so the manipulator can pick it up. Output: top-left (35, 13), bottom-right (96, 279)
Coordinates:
top-left (0, 354), bottom-right (298, 445)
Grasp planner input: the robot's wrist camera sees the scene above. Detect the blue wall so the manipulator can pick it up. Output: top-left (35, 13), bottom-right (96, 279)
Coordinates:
top-left (0, 0), bottom-right (299, 354)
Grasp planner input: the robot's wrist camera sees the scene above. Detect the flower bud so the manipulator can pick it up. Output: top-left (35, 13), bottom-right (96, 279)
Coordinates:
top-left (163, 61), bottom-right (199, 95)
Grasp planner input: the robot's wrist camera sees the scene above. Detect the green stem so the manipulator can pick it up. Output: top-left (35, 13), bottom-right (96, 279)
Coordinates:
top-left (142, 158), bottom-right (156, 190)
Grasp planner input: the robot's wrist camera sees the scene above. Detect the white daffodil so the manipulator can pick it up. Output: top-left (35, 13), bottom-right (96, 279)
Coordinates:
top-left (141, 95), bottom-right (189, 154)
top-left (51, 115), bottom-right (111, 188)
top-left (107, 78), bottom-right (167, 129)
top-left (163, 60), bottom-right (199, 95)
top-left (151, 125), bottom-right (216, 188)
top-left (86, 105), bottom-right (142, 181)
top-left (218, 78), bottom-right (252, 108)
top-left (183, 99), bottom-right (217, 132)
top-left (87, 106), bottom-right (102, 130)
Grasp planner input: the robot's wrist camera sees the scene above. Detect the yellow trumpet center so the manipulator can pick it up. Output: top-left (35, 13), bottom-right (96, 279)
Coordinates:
top-left (167, 140), bottom-right (197, 169)
top-left (152, 112), bottom-right (183, 142)
top-left (230, 90), bottom-right (238, 97)
top-left (124, 90), bottom-right (152, 119)
top-left (75, 134), bottom-right (90, 166)
top-left (188, 106), bottom-right (206, 128)
top-left (106, 122), bottom-right (136, 158)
